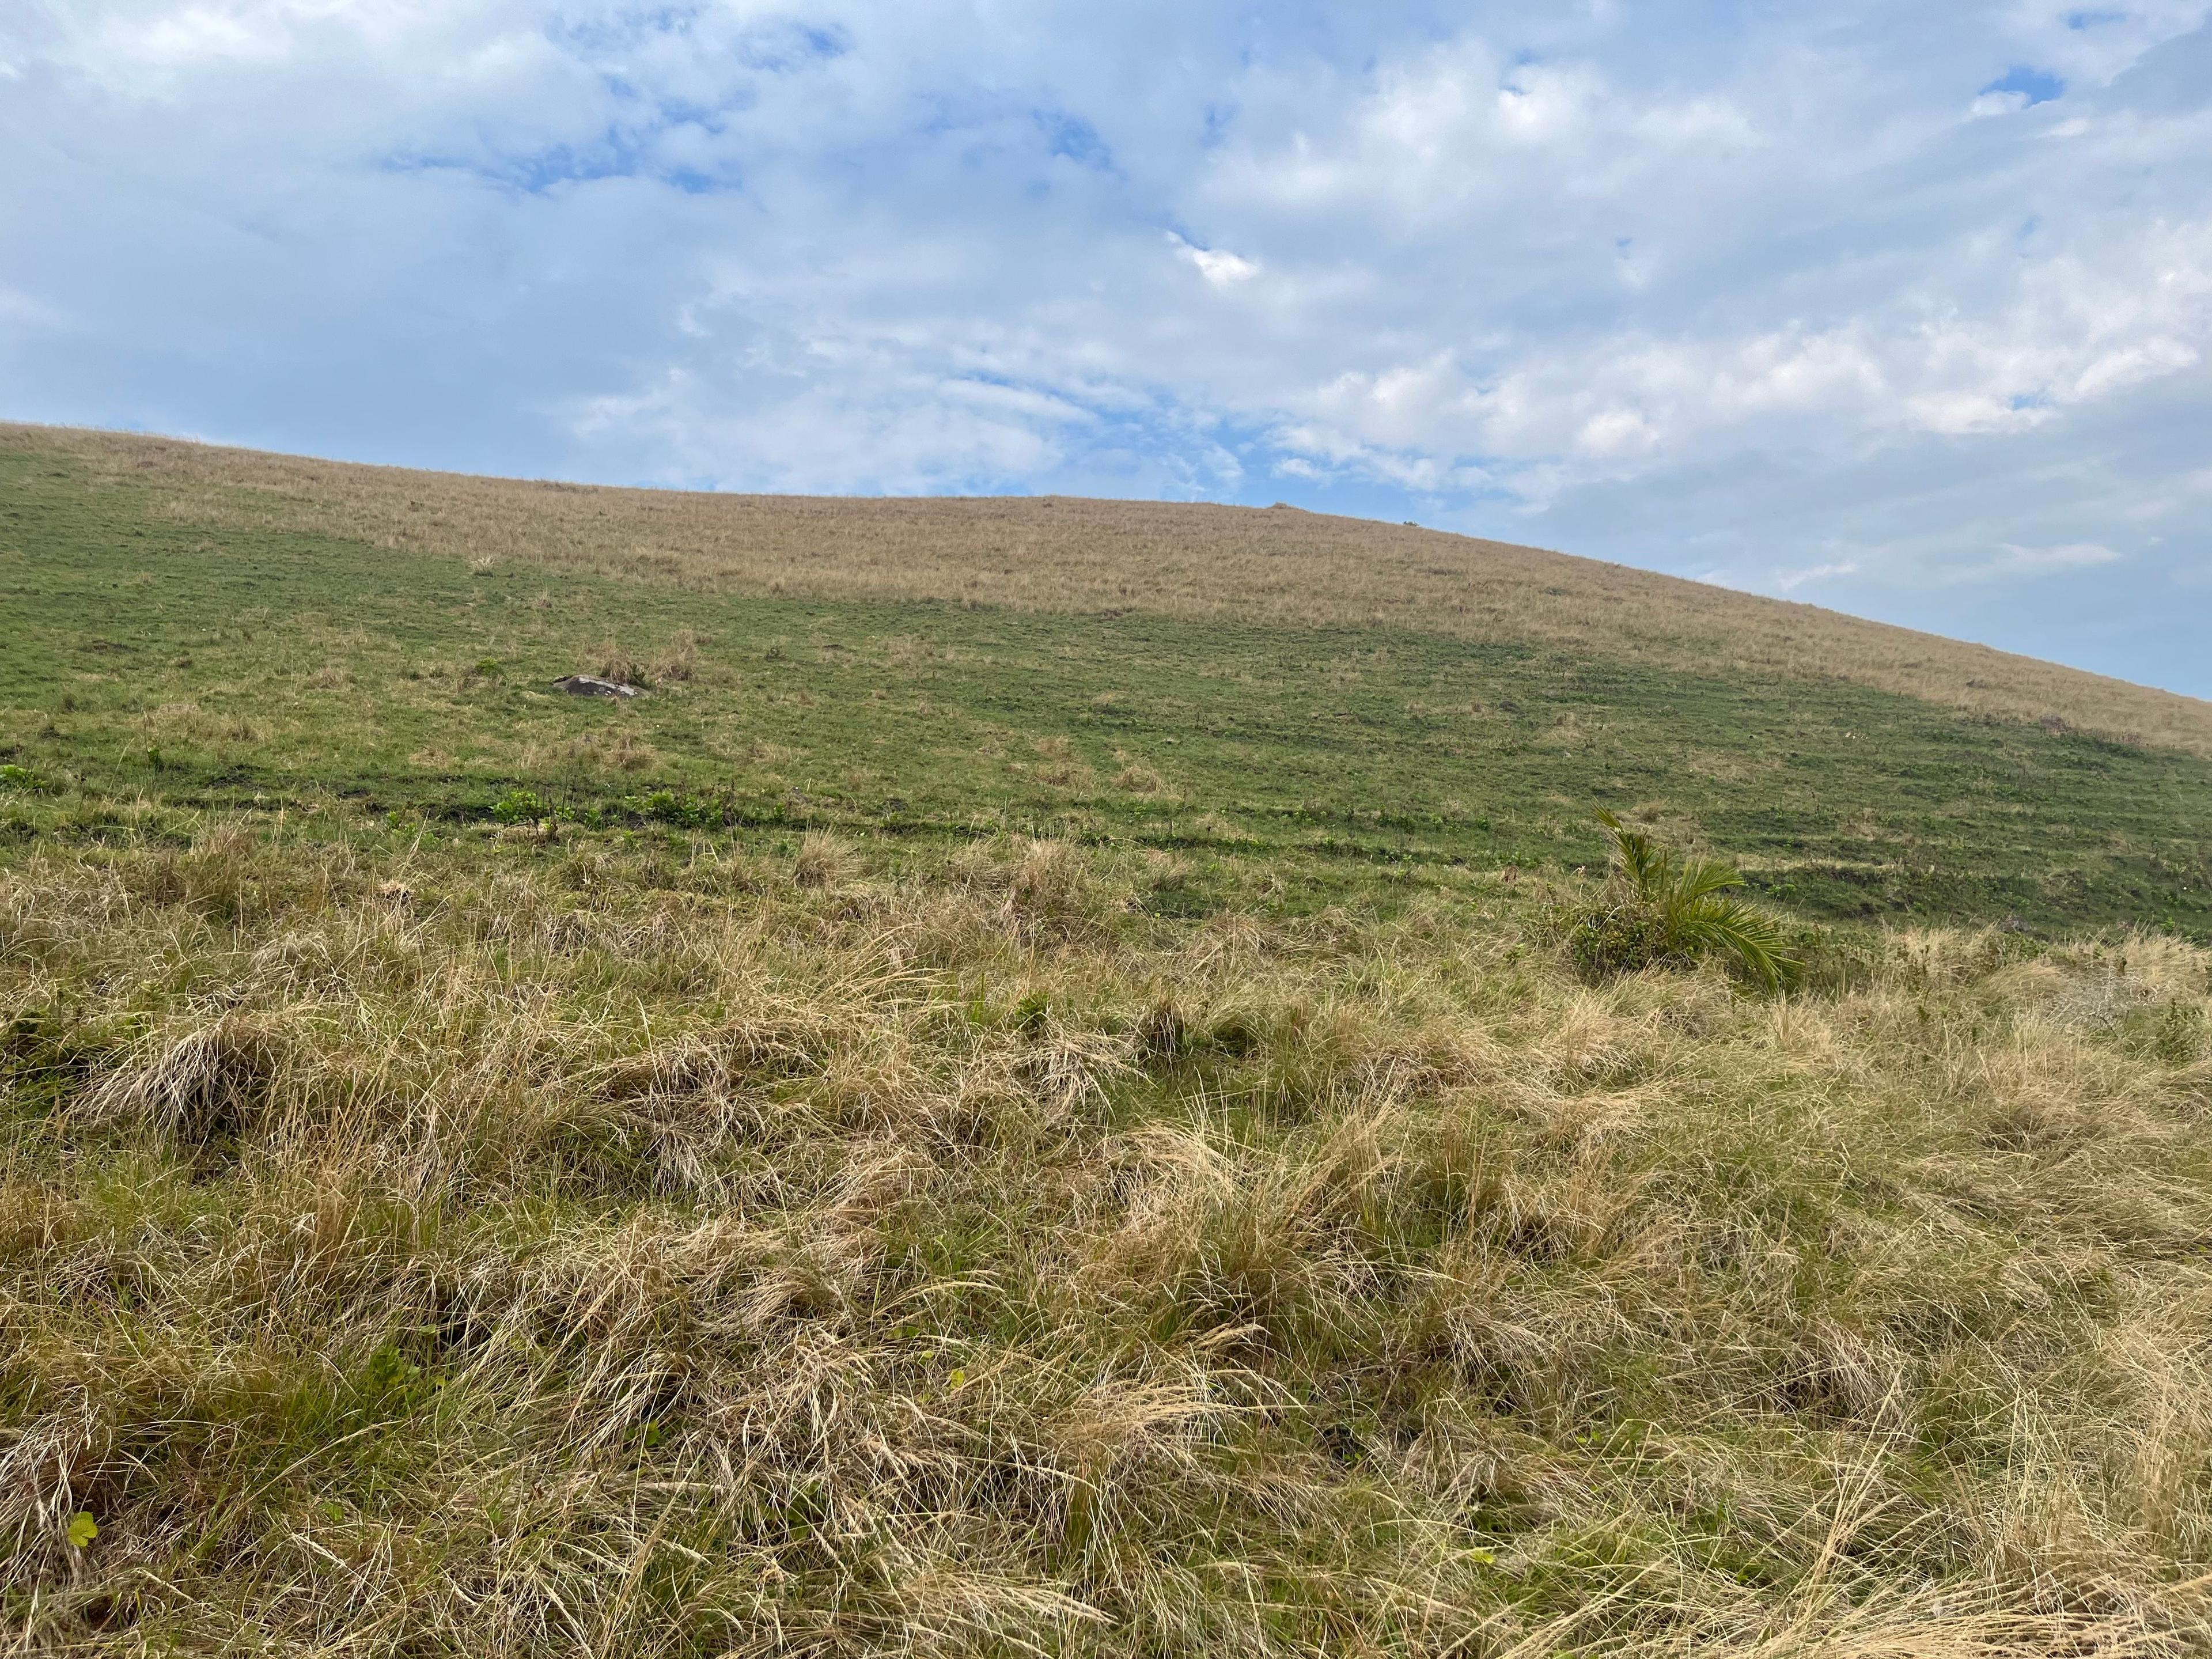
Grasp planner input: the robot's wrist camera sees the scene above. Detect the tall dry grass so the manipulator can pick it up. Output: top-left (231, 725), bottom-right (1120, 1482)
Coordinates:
top-left (12, 421), bottom-right (2210, 756)
top-left (3, 819), bottom-right (2211, 1653)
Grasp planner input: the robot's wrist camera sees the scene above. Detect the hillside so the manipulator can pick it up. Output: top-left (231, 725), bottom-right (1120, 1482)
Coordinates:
top-left (13, 422), bottom-right (2212, 755)
top-left (5, 426), bottom-right (2212, 1656)
top-left (2, 423), bottom-right (2209, 937)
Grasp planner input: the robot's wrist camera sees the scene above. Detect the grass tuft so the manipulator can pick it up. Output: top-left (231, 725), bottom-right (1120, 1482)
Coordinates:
top-left (5, 812), bottom-right (2212, 1652)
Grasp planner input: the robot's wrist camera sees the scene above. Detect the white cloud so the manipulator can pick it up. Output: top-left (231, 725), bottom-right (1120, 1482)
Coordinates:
top-left (2000, 0), bottom-right (2212, 85)
top-left (1264, 214), bottom-right (2212, 505)
top-left (1169, 233), bottom-right (1259, 287)
top-left (0, 285), bottom-right (66, 329)
top-left (1772, 560), bottom-right (1863, 592)
top-left (1949, 540), bottom-right (2123, 581)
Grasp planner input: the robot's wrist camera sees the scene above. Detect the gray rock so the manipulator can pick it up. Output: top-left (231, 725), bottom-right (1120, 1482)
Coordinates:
top-left (552, 674), bottom-right (643, 698)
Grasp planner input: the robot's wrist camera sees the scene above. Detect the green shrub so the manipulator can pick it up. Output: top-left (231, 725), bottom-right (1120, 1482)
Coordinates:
top-left (635, 789), bottom-right (721, 830)
top-left (490, 787), bottom-right (547, 824)
top-left (1565, 812), bottom-right (1795, 990)
top-left (1563, 896), bottom-right (1677, 982)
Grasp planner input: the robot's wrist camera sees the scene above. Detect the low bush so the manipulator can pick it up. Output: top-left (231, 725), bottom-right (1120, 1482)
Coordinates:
top-left (1563, 810), bottom-right (1795, 988)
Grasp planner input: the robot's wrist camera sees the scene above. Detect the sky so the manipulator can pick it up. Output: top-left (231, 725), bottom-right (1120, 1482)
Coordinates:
top-left (4, 2), bottom-right (2211, 698)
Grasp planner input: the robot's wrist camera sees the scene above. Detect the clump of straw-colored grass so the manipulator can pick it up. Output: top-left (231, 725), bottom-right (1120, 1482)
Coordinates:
top-left (4, 815), bottom-right (2211, 1654)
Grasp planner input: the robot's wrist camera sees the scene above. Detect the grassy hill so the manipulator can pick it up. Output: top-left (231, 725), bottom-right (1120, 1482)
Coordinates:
top-left (2, 423), bottom-right (2210, 937)
top-left (5, 425), bottom-right (2212, 1656)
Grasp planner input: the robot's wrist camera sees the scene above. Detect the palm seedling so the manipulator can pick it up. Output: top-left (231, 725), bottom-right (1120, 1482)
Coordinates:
top-left (1571, 810), bottom-right (1796, 990)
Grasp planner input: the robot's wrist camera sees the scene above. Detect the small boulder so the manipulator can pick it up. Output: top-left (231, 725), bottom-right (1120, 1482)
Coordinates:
top-left (553, 674), bottom-right (643, 698)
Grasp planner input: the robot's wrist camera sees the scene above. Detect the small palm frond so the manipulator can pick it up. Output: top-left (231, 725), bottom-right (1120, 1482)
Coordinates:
top-left (1666, 855), bottom-right (1745, 907)
top-left (1582, 812), bottom-right (1797, 991)
top-left (1596, 809), bottom-right (1671, 897)
top-left (1672, 893), bottom-right (1793, 991)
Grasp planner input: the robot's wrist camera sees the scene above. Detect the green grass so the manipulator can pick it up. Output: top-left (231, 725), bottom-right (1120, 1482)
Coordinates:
top-left (5, 445), bottom-right (2210, 936)
top-left (10, 442), bottom-right (2212, 1654)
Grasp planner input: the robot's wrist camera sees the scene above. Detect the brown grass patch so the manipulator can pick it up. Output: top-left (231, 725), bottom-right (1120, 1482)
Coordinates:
top-left (3, 823), bottom-right (2212, 1650)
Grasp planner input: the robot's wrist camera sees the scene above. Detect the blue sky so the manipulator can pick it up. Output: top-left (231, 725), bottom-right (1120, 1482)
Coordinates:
top-left (5, 2), bottom-right (2211, 696)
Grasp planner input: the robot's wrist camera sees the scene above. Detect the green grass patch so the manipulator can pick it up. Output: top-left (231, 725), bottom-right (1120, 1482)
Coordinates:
top-left (7, 448), bottom-right (2210, 934)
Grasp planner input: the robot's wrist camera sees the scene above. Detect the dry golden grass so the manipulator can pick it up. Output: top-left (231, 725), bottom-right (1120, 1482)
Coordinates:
top-left (5, 815), bottom-right (2212, 1653)
top-left (12, 421), bottom-right (2210, 756)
